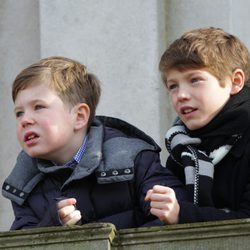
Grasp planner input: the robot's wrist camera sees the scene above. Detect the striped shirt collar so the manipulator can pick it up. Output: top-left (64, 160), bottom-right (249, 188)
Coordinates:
top-left (66, 135), bottom-right (88, 166)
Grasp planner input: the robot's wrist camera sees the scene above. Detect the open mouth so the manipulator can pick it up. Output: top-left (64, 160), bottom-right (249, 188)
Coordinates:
top-left (181, 107), bottom-right (197, 115)
top-left (24, 132), bottom-right (39, 143)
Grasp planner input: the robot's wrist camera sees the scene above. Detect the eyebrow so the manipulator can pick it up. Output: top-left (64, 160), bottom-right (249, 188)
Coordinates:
top-left (14, 99), bottom-right (45, 111)
top-left (166, 78), bottom-right (177, 83)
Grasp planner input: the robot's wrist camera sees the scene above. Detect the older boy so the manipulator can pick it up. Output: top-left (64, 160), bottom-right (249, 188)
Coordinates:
top-left (146, 27), bottom-right (250, 224)
top-left (2, 56), bottom-right (185, 230)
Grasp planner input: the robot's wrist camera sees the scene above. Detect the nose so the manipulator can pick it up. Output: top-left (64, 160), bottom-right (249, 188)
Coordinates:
top-left (20, 112), bottom-right (35, 128)
top-left (176, 86), bottom-right (190, 102)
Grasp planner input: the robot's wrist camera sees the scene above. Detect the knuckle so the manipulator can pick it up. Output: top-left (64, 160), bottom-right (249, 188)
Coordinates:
top-left (59, 209), bottom-right (66, 218)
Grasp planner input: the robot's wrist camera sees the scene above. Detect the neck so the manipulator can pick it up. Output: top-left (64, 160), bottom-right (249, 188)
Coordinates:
top-left (49, 130), bottom-right (87, 165)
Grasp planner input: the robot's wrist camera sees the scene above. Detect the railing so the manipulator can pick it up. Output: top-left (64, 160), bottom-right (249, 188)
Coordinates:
top-left (1, 219), bottom-right (250, 249)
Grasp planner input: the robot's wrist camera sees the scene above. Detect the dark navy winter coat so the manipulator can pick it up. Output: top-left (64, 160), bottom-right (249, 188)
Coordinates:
top-left (2, 116), bottom-right (186, 230)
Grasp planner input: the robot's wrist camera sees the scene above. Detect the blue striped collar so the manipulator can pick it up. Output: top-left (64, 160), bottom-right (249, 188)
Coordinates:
top-left (73, 135), bottom-right (88, 163)
top-left (66, 135), bottom-right (88, 167)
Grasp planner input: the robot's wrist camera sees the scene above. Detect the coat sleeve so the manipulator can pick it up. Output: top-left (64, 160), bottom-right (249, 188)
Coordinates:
top-left (10, 199), bottom-right (61, 230)
top-left (177, 176), bottom-right (250, 223)
top-left (167, 152), bottom-right (250, 223)
top-left (178, 199), bottom-right (250, 223)
top-left (134, 150), bottom-right (188, 226)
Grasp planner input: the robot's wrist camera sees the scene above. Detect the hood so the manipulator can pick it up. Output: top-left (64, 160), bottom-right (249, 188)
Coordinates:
top-left (96, 116), bottom-right (161, 152)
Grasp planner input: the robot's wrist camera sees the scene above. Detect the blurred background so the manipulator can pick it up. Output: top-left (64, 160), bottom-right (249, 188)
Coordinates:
top-left (1, 0), bottom-right (250, 230)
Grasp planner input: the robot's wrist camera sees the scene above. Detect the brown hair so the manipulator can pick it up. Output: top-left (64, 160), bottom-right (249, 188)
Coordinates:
top-left (159, 27), bottom-right (250, 87)
top-left (12, 56), bottom-right (101, 128)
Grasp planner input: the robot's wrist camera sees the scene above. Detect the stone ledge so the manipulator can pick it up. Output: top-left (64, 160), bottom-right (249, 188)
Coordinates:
top-left (1, 219), bottom-right (250, 249)
top-left (113, 219), bottom-right (250, 249)
top-left (0, 223), bottom-right (116, 250)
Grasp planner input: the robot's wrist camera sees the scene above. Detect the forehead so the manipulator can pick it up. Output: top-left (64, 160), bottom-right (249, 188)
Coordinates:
top-left (14, 83), bottom-right (58, 104)
top-left (166, 68), bottom-right (205, 79)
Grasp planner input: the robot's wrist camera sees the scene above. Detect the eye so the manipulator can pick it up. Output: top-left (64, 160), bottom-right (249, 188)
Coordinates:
top-left (191, 77), bottom-right (202, 84)
top-left (15, 111), bottom-right (24, 118)
top-left (167, 82), bottom-right (178, 92)
top-left (35, 104), bottom-right (46, 110)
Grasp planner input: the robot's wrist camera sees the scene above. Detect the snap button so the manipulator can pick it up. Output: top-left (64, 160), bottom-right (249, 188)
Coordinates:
top-left (101, 172), bottom-right (106, 177)
top-left (20, 192), bottom-right (24, 197)
top-left (124, 169), bottom-right (131, 174)
top-left (112, 170), bottom-right (118, 175)
top-left (5, 185), bottom-right (10, 190)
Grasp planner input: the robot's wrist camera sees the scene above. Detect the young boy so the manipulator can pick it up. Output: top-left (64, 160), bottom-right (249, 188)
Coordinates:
top-left (2, 56), bottom-right (185, 230)
top-left (146, 27), bottom-right (250, 224)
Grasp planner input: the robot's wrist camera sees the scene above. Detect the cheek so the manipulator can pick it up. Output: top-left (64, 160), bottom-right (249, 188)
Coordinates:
top-left (16, 125), bottom-right (23, 142)
top-left (205, 94), bottom-right (227, 111)
top-left (42, 121), bottom-right (60, 137)
top-left (39, 118), bottom-right (51, 129)
top-left (170, 95), bottom-right (178, 111)
top-left (41, 117), bottom-right (72, 138)
top-left (37, 118), bottom-right (60, 140)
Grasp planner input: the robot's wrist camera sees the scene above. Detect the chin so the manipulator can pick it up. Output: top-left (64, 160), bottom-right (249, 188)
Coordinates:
top-left (185, 122), bottom-right (203, 131)
top-left (186, 120), bottom-right (210, 130)
top-left (26, 152), bottom-right (38, 158)
top-left (24, 149), bottom-right (42, 159)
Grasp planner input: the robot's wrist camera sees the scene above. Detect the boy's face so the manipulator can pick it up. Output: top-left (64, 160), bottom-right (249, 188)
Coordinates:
top-left (14, 83), bottom-right (78, 164)
top-left (166, 69), bottom-right (234, 130)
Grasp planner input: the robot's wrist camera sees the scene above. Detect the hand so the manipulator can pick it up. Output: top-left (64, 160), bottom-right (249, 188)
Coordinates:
top-left (145, 185), bottom-right (180, 224)
top-left (56, 198), bottom-right (82, 225)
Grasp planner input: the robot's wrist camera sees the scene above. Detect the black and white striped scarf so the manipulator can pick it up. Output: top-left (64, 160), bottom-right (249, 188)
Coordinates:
top-left (165, 121), bottom-right (241, 206)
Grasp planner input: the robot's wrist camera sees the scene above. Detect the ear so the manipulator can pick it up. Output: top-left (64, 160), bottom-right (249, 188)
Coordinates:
top-left (230, 69), bottom-right (245, 95)
top-left (73, 103), bottom-right (90, 131)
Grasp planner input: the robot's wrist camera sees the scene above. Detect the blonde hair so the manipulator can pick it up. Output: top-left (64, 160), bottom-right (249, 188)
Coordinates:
top-left (12, 56), bottom-right (101, 128)
top-left (159, 27), bottom-right (250, 87)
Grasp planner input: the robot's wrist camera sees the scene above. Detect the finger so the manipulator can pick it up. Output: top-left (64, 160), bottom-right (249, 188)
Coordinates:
top-left (62, 210), bottom-right (82, 226)
top-left (150, 200), bottom-right (173, 210)
top-left (150, 207), bottom-right (170, 223)
top-left (58, 204), bottom-right (76, 219)
top-left (152, 185), bottom-right (174, 194)
top-left (150, 204), bottom-right (179, 224)
top-left (149, 195), bottom-right (180, 225)
top-left (149, 192), bottom-right (175, 202)
top-left (57, 198), bottom-right (77, 209)
top-left (145, 189), bottom-right (153, 201)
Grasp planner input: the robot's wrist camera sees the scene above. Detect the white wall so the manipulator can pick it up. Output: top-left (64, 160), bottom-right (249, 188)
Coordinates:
top-left (165, 0), bottom-right (250, 48)
top-left (0, 0), bottom-right (40, 231)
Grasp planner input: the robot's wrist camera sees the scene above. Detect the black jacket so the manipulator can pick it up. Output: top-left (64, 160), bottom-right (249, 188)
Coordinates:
top-left (166, 87), bottom-right (250, 223)
top-left (2, 116), bottom-right (186, 230)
